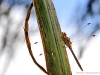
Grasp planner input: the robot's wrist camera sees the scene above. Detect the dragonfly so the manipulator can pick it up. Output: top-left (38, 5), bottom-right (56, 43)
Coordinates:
top-left (61, 23), bottom-right (96, 71)
top-left (62, 32), bottom-right (83, 71)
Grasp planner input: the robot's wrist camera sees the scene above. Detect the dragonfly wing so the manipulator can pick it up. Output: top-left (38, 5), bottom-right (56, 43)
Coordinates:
top-left (70, 23), bottom-right (95, 43)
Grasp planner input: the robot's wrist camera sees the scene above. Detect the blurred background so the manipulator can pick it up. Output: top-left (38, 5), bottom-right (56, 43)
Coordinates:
top-left (0, 0), bottom-right (100, 75)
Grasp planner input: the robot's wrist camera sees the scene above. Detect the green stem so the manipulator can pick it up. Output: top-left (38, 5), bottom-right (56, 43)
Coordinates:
top-left (33, 0), bottom-right (72, 75)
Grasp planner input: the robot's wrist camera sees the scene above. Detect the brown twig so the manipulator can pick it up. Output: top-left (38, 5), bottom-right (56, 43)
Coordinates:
top-left (24, 3), bottom-right (47, 74)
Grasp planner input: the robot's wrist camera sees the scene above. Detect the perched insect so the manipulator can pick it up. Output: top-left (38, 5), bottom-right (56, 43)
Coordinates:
top-left (62, 32), bottom-right (83, 71)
